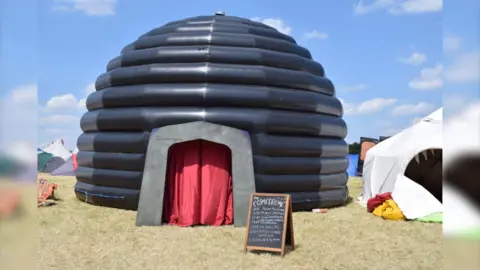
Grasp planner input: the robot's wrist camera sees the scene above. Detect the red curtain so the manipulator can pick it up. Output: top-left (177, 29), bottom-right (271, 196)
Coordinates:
top-left (162, 140), bottom-right (233, 227)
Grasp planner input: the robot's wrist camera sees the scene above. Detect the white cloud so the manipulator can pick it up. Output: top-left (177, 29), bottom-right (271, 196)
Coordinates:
top-left (76, 82), bottom-right (96, 110)
top-left (445, 50), bottom-right (480, 83)
top-left (390, 0), bottom-right (442, 14)
top-left (443, 34), bottom-right (461, 54)
top-left (357, 98), bottom-right (398, 114)
top-left (38, 109), bottom-right (83, 150)
top-left (354, 0), bottom-right (394, 15)
top-left (392, 102), bottom-right (435, 115)
top-left (85, 82), bottom-right (96, 95)
top-left (45, 93), bottom-right (79, 110)
top-left (52, 0), bottom-right (116, 16)
top-left (354, 0), bottom-right (442, 15)
top-left (5, 141), bottom-right (37, 165)
top-left (340, 97), bottom-right (397, 115)
top-left (38, 82), bottom-right (94, 149)
top-left (397, 52), bottom-right (427, 65)
top-left (39, 113), bottom-right (82, 148)
top-left (0, 84), bottom-right (39, 156)
top-left (1, 84), bottom-right (38, 117)
top-left (40, 114), bottom-right (79, 124)
top-left (44, 83), bottom-right (94, 111)
top-left (77, 98), bottom-right (87, 109)
top-left (339, 98), bottom-right (356, 115)
top-left (303, 30), bottom-right (329, 40)
top-left (8, 83), bottom-right (37, 105)
top-left (250, 17), bottom-right (292, 35)
top-left (408, 63), bottom-right (443, 90)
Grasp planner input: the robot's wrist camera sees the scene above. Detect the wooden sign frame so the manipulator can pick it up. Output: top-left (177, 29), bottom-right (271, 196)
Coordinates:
top-left (244, 193), bottom-right (295, 257)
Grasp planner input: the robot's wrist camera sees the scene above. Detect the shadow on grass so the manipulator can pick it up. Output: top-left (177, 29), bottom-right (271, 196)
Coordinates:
top-left (345, 195), bottom-right (354, 205)
top-left (39, 201), bottom-right (58, 207)
top-left (248, 244), bottom-right (299, 257)
top-left (51, 196), bottom-right (63, 202)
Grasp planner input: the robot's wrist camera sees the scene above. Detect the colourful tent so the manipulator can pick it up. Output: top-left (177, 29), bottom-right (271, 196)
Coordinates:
top-left (41, 157), bottom-right (66, 173)
top-left (72, 148), bottom-right (78, 170)
top-left (38, 151), bottom-right (54, 172)
top-left (43, 139), bottom-right (71, 160)
top-left (40, 139), bottom-right (72, 173)
top-left (347, 154), bottom-right (358, 177)
top-left (51, 157), bottom-right (76, 176)
top-left (0, 155), bottom-right (23, 176)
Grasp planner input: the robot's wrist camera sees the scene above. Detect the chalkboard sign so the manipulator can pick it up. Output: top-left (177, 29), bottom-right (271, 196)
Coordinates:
top-left (244, 193), bottom-right (294, 257)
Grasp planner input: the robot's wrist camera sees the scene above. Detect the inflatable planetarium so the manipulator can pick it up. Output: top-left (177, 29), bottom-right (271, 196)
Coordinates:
top-left (75, 12), bottom-right (348, 227)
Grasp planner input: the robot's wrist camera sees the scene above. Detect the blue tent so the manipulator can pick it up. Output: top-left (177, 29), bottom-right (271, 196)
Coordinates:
top-left (347, 154), bottom-right (359, 177)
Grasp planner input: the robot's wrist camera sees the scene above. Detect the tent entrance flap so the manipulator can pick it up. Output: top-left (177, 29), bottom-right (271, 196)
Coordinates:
top-left (162, 140), bottom-right (233, 226)
top-left (404, 148), bottom-right (442, 202)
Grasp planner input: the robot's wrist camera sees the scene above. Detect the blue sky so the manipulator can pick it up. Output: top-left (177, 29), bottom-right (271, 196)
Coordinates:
top-left (0, 0), bottom-right (478, 151)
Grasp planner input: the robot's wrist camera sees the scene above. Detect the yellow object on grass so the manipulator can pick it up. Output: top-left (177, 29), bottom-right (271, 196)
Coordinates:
top-left (372, 199), bottom-right (405, 220)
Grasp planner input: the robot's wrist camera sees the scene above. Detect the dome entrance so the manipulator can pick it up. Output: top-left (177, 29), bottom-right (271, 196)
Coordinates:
top-left (162, 139), bottom-right (233, 226)
top-left (136, 121), bottom-right (256, 227)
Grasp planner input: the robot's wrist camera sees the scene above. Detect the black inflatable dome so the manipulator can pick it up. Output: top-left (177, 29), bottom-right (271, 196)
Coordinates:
top-left (75, 13), bottom-right (349, 211)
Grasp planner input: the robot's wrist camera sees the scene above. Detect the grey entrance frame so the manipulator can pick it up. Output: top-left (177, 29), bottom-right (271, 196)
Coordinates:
top-left (135, 121), bottom-right (256, 227)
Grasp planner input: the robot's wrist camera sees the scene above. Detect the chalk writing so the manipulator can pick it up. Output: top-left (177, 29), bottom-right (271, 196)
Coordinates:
top-left (246, 195), bottom-right (287, 249)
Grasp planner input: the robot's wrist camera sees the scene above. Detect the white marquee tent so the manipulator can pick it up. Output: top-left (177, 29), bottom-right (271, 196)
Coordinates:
top-left (443, 103), bottom-right (480, 236)
top-left (359, 108), bottom-right (443, 220)
top-left (43, 139), bottom-right (72, 161)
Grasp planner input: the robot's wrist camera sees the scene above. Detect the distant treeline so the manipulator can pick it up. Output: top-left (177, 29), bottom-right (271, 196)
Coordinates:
top-left (348, 142), bottom-right (360, 155)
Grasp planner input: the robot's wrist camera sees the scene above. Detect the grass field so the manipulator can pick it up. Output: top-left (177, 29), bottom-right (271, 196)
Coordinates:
top-left (0, 179), bottom-right (37, 270)
top-left (34, 175), bottom-right (442, 269)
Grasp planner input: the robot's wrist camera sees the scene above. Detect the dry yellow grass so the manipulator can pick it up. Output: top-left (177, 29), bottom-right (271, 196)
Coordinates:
top-left (0, 179), bottom-right (37, 270)
top-left (35, 176), bottom-right (442, 269)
